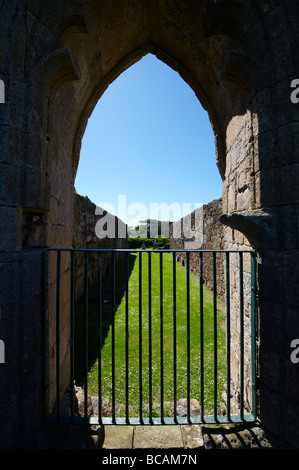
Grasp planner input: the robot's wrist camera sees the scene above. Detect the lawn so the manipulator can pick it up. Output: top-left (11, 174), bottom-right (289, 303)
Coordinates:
top-left (75, 250), bottom-right (227, 418)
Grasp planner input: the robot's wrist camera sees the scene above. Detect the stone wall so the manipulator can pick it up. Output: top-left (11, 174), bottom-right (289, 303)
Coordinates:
top-left (170, 198), bottom-right (254, 415)
top-left (45, 193), bottom-right (127, 415)
top-left (72, 193), bottom-right (127, 302)
top-left (170, 198), bottom-right (226, 300)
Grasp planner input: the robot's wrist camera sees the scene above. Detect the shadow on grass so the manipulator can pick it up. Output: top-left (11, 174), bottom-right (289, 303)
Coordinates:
top-left (74, 252), bottom-right (137, 387)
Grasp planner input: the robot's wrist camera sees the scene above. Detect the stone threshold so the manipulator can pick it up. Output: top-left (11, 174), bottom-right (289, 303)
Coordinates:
top-left (39, 421), bottom-right (281, 449)
top-left (98, 422), bottom-right (275, 450)
top-left (100, 425), bottom-right (203, 450)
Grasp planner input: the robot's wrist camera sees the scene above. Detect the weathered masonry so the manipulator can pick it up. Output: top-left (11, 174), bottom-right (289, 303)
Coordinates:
top-left (44, 193), bottom-right (127, 415)
top-left (0, 0), bottom-right (299, 448)
top-left (170, 198), bottom-right (255, 417)
top-left (72, 193), bottom-right (127, 301)
top-left (170, 199), bottom-right (226, 299)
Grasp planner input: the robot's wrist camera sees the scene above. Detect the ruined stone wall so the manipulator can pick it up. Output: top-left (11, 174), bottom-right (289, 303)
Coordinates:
top-left (45, 193), bottom-right (127, 414)
top-left (170, 198), bottom-right (254, 415)
top-left (72, 193), bottom-right (127, 301)
top-left (170, 198), bottom-right (226, 300)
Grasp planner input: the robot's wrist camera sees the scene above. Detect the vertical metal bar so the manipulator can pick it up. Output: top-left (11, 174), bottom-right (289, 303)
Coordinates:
top-left (43, 250), bottom-right (49, 421)
top-left (56, 250), bottom-right (61, 422)
top-left (213, 252), bottom-right (218, 421)
top-left (173, 252), bottom-right (177, 423)
top-left (84, 251), bottom-right (88, 421)
top-left (139, 251), bottom-right (143, 423)
top-left (251, 252), bottom-right (257, 420)
top-left (70, 250), bottom-right (75, 422)
top-left (239, 251), bottom-right (244, 421)
top-left (225, 252), bottom-right (231, 421)
top-left (199, 252), bottom-right (204, 422)
top-left (111, 251), bottom-right (116, 423)
top-left (125, 252), bottom-right (129, 424)
top-left (186, 251), bottom-right (191, 422)
top-left (97, 252), bottom-right (102, 425)
top-left (148, 251), bottom-right (153, 424)
top-left (160, 252), bottom-right (164, 423)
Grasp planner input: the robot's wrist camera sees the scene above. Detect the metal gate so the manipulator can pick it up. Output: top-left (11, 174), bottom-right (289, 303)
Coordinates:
top-left (44, 248), bottom-right (256, 425)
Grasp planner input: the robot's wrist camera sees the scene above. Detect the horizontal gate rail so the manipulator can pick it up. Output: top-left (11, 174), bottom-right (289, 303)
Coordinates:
top-left (44, 248), bottom-right (256, 426)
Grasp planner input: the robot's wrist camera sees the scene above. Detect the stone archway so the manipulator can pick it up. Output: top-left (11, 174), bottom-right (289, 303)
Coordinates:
top-left (0, 0), bottom-right (299, 448)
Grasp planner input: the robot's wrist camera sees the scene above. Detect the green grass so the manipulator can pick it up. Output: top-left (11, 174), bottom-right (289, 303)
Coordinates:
top-left (75, 251), bottom-right (227, 418)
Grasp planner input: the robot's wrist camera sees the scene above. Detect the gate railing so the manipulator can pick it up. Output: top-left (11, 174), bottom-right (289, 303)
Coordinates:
top-left (43, 248), bottom-right (256, 425)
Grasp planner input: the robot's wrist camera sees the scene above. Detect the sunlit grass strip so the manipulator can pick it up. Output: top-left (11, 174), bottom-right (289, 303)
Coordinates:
top-left (87, 251), bottom-right (227, 417)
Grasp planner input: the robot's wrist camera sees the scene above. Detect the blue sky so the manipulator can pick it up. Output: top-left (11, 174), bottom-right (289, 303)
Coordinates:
top-left (75, 53), bottom-right (222, 227)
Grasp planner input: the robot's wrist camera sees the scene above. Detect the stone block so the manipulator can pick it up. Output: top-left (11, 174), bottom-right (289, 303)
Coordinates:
top-left (181, 425), bottom-right (203, 448)
top-left (254, 123), bottom-right (299, 174)
top-left (0, 125), bottom-right (22, 165)
top-left (0, 206), bottom-right (22, 253)
top-left (102, 426), bottom-right (134, 449)
top-left (236, 186), bottom-right (250, 211)
top-left (226, 179), bottom-right (236, 212)
top-left (18, 250), bottom-right (44, 299)
top-left (21, 167), bottom-right (50, 211)
top-left (133, 426), bottom-right (184, 449)
top-left (226, 125), bottom-right (248, 174)
top-left (0, 163), bottom-right (21, 207)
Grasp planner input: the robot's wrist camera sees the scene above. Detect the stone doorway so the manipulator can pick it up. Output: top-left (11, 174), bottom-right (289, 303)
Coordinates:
top-left (1, 0), bottom-right (299, 448)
